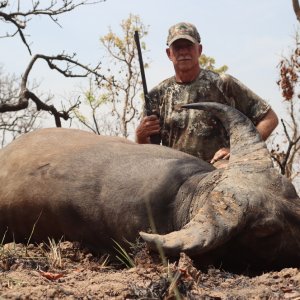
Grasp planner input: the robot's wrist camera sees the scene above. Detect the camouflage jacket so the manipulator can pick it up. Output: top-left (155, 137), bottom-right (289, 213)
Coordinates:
top-left (146, 69), bottom-right (270, 162)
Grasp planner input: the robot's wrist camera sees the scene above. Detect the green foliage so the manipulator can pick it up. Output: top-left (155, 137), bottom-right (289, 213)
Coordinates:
top-left (73, 14), bottom-right (149, 138)
top-left (112, 239), bottom-right (135, 269)
top-left (199, 54), bottom-right (228, 74)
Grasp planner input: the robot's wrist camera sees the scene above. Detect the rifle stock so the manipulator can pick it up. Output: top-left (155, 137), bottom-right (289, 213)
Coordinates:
top-left (134, 31), bottom-right (161, 145)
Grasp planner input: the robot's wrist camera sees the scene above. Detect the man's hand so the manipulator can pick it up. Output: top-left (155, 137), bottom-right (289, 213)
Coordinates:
top-left (210, 147), bottom-right (230, 164)
top-left (135, 115), bottom-right (160, 144)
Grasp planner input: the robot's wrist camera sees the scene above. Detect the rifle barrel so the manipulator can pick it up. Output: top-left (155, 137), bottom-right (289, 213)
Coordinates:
top-left (134, 31), bottom-right (150, 114)
top-left (134, 31), bottom-right (161, 145)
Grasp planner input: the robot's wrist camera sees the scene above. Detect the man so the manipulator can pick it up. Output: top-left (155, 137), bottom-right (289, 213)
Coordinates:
top-left (135, 22), bottom-right (278, 165)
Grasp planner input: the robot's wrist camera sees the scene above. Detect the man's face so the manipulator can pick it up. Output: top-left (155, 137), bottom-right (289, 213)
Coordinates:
top-left (166, 39), bottom-right (202, 72)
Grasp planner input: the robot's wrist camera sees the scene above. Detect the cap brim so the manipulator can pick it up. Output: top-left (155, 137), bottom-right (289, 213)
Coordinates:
top-left (168, 35), bottom-right (198, 46)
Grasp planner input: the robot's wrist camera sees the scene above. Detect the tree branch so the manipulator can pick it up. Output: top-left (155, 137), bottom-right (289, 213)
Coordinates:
top-left (0, 0), bottom-right (105, 54)
top-left (0, 53), bottom-right (106, 127)
top-left (272, 118), bottom-right (300, 176)
top-left (293, 0), bottom-right (300, 22)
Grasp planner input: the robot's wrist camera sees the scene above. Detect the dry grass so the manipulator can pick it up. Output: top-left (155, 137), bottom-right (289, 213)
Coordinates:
top-left (0, 241), bottom-right (300, 299)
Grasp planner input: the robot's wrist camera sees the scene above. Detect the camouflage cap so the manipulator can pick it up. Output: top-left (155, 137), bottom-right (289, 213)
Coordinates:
top-left (167, 22), bottom-right (201, 46)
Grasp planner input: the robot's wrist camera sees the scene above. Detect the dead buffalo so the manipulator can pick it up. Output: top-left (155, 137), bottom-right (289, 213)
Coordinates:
top-left (0, 102), bottom-right (299, 270)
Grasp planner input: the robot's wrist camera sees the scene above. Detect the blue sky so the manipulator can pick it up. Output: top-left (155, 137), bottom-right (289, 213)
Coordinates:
top-left (0, 0), bottom-right (297, 121)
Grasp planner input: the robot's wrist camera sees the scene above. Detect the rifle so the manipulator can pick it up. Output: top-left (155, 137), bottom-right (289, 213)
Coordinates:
top-left (134, 31), bottom-right (161, 145)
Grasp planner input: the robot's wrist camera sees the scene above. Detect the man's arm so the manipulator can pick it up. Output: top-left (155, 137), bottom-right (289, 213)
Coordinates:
top-left (255, 108), bottom-right (278, 141)
top-left (211, 108), bottom-right (279, 164)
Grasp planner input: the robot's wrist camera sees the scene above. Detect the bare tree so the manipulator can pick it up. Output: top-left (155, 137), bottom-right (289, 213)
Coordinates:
top-left (0, 0), bottom-right (105, 55)
top-left (0, 0), bottom-right (108, 143)
top-left (271, 32), bottom-right (300, 183)
top-left (0, 53), bottom-right (107, 127)
top-left (0, 66), bottom-right (45, 146)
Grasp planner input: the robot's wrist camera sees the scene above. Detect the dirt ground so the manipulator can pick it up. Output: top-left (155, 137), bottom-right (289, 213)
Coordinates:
top-left (0, 241), bottom-right (300, 300)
